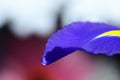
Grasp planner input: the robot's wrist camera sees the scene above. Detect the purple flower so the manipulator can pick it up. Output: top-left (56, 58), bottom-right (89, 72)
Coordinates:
top-left (41, 22), bottom-right (120, 65)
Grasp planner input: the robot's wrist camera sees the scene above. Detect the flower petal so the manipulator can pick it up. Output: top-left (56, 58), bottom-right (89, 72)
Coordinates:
top-left (41, 22), bottom-right (120, 65)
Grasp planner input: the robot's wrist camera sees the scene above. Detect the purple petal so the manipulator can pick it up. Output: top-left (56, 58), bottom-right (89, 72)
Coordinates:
top-left (83, 36), bottom-right (120, 56)
top-left (41, 22), bottom-right (120, 65)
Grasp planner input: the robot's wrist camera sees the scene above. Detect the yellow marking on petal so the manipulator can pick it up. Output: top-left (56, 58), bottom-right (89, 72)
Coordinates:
top-left (95, 30), bottom-right (120, 39)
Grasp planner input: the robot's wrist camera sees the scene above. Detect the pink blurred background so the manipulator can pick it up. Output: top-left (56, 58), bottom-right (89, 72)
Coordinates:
top-left (0, 25), bottom-right (98, 80)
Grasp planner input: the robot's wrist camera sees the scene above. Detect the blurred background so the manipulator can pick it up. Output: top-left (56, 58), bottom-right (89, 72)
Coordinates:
top-left (0, 0), bottom-right (120, 80)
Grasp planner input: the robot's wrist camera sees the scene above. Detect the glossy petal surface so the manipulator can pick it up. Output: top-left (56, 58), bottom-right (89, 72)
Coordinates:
top-left (41, 22), bottom-right (120, 65)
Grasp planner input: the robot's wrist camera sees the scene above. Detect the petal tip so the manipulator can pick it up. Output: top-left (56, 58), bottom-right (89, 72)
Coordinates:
top-left (41, 56), bottom-right (48, 65)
